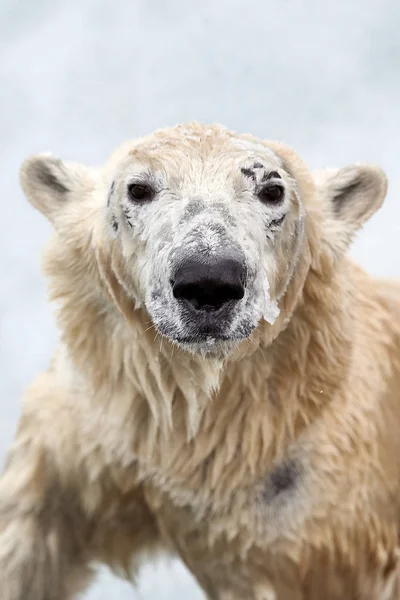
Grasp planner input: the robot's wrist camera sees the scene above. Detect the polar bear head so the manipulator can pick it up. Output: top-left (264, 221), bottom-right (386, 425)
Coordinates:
top-left (20, 123), bottom-right (387, 358)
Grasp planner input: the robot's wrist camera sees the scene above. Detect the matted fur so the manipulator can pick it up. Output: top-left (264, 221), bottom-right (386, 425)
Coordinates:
top-left (1, 123), bottom-right (400, 599)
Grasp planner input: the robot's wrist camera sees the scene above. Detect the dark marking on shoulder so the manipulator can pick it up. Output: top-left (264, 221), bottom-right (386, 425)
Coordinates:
top-left (332, 179), bottom-right (363, 213)
top-left (253, 162), bottom-right (264, 169)
top-left (107, 180), bottom-right (116, 207)
top-left (263, 170), bottom-right (281, 182)
top-left (241, 167), bottom-right (256, 181)
top-left (262, 458), bottom-right (299, 503)
top-left (37, 163), bottom-right (69, 194)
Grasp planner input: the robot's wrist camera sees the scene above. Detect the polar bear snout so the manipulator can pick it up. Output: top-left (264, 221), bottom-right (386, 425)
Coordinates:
top-left (171, 255), bottom-right (246, 312)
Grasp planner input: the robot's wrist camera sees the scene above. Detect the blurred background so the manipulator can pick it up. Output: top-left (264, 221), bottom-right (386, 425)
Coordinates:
top-left (1, 0), bottom-right (400, 597)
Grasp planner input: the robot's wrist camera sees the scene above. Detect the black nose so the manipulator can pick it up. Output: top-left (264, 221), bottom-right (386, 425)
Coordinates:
top-left (171, 257), bottom-right (246, 311)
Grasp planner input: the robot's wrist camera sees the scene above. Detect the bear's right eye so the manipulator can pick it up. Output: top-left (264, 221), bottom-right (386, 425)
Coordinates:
top-left (127, 183), bottom-right (154, 203)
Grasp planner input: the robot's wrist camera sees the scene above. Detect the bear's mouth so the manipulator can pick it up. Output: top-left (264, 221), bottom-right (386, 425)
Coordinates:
top-left (156, 310), bottom-right (256, 352)
top-left (173, 333), bottom-right (233, 344)
top-left (167, 332), bottom-right (246, 357)
top-left (157, 322), bottom-right (237, 345)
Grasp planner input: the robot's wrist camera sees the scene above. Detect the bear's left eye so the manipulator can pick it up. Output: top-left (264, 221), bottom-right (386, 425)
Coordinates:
top-left (258, 184), bottom-right (284, 204)
top-left (127, 183), bottom-right (154, 203)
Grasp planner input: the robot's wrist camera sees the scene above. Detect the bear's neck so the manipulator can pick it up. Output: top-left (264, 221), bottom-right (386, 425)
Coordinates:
top-left (114, 257), bottom-right (355, 496)
top-left (49, 227), bottom-right (355, 481)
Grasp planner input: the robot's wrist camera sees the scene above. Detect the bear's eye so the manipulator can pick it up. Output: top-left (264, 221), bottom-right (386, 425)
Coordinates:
top-left (258, 184), bottom-right (284, 204)
top-left (127, 183), bottom-right (154, 203)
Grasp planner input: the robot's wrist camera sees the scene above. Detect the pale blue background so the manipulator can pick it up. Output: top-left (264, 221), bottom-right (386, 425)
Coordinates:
top-left (1, 0), bottom-right (399, 597)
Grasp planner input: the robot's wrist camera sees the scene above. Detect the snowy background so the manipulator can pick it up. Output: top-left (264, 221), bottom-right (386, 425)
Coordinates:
top-left (1, 0), bottom-right (400, 597)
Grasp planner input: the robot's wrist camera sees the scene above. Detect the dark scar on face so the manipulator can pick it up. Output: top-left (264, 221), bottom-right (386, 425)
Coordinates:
top-left (123, 209), bottom-right (133, 228)
top-left (241, 167), bottom-right (256, 180)
top-left (269, 215), bottom-right (286, 228)
top-left (107, 181), bottom-right (116, 207)
top-left (263, 171), bottom-right (282, 182)
top-left (110, 214), bottom-right (118, 231)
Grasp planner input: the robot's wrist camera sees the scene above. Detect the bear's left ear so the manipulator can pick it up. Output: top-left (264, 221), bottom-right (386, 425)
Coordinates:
top-left (20, 154), bottom-right (94, 224)
top-left (314, 164), bottom-right (388, 242)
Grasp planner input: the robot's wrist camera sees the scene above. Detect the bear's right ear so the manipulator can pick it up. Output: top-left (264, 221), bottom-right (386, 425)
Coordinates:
top-left (20, 154), bottom-right (93, 224)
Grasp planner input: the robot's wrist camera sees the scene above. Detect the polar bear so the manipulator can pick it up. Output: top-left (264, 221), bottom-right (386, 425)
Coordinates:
top-left (1, 122), bottom-right (400, 599)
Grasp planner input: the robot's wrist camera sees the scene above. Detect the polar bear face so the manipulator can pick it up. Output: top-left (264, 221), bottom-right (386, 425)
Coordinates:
top-left (102, 128), bottom-right (306, 355)
top-left (20, 123), bottom-right (387, 357)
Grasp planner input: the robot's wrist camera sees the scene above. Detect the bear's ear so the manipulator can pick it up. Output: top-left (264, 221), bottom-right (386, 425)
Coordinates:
top-left (20, 154), bottom-right (93, 224)
top-left (315, 164), bottom-right (387, 237)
